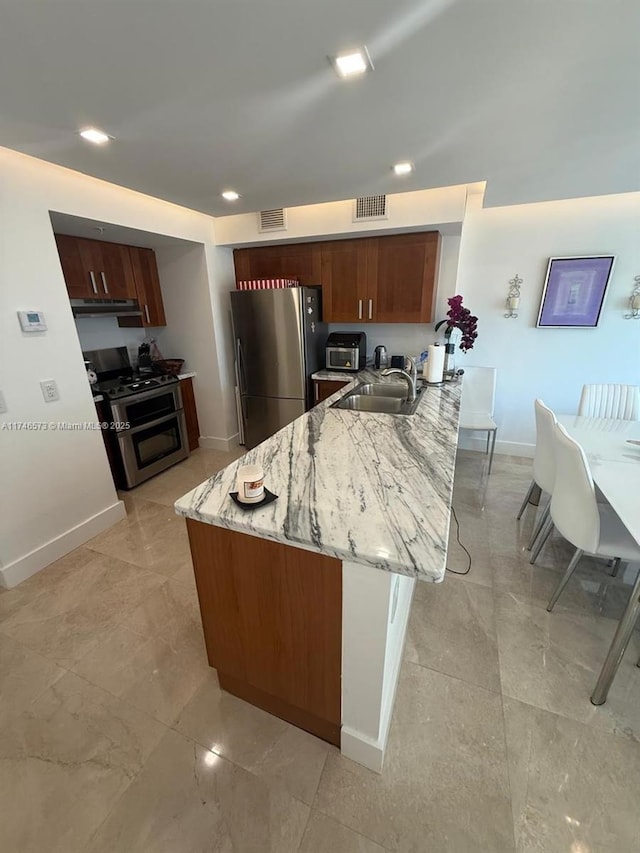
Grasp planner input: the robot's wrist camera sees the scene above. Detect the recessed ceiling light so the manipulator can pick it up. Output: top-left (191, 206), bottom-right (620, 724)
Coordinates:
top-left (221, 190), bottom-right (240, 201)
top-left (393, 161), bottom-right (414, 176)
top-left (79, 127), bottom-right (111, 145)
top-left (331, 47), bottom-right (373, 78)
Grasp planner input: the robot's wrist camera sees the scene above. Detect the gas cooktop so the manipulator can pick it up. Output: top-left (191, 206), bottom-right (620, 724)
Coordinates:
top-left (96, 373), bottom-right (178, 400)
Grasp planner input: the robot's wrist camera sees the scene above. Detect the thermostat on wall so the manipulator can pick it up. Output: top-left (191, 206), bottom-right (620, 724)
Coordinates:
top-left (17, 310), bottom-right (47, 332)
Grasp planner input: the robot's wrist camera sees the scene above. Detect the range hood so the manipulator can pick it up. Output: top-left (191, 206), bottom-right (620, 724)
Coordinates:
top-left (71, 298), bottom-right (142, 319)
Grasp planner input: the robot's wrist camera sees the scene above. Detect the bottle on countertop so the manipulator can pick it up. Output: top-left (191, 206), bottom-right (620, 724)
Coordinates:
top-left (374, 345), bottom-right (388, 369)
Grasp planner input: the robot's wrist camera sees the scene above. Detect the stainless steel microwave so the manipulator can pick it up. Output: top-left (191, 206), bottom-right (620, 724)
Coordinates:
top-left (325, 332), bottom-right (367, 372)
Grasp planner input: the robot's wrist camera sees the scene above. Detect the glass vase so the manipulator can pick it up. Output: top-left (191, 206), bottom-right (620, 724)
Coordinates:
top-left (443, 342), bottom-right (456, 378)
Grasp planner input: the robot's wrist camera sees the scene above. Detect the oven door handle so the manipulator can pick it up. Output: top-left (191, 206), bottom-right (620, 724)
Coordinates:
top-left (109, 383), bottom-right (183, 420)
top-left (115, 408), bottom-right (184, 436)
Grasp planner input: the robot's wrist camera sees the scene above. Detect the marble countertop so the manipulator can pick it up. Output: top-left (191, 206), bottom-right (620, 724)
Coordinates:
top-left (312, 369), bottom-right (363, 382)
top-left (178, 372), bottom-right (196, 380)
top-left (175, 368), bottom-right (461, 582)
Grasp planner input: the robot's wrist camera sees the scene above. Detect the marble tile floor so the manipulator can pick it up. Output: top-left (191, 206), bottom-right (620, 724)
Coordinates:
top-left (1, 447), bottom-right (640, 851)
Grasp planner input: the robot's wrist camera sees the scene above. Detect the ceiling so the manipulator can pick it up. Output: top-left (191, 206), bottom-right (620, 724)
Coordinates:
top-left (2, 1), bottom-right (639, 216)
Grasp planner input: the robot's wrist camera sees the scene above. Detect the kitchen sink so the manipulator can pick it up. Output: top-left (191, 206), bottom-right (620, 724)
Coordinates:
top-left (332, 382), bottom-right (425, 415)
top-left (353, 383), bottom-right (408, 398)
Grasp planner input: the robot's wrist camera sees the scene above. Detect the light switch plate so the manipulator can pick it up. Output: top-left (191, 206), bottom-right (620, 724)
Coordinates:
top-left (0, 390), bottom-right (7, 414)
top-left (40, 379), bottom-right (59, 402)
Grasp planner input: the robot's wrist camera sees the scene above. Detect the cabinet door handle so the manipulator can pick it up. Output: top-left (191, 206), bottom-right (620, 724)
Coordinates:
top-left (89, 271), bottom-right (98, 294)
top-left (368, 299), bottom-right (373, 320)
top-left (314, 383), bottom-right (319, 403)
top-left (358, 299), bottom-right (363, 320)
top-left (144, 305), bottom-right (150, 324)
top-left (100, 272), bottom-right (109, 294)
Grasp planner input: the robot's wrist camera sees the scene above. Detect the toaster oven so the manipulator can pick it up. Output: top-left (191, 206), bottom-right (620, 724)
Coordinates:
top-left (325, 332), bottom-right (367, 372)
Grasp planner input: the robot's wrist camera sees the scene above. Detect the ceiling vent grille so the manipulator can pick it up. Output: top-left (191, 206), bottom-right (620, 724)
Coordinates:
top-left (353, 194), bottom-right (388, 222)
top-left (258, 208), bottom-right (287, 233)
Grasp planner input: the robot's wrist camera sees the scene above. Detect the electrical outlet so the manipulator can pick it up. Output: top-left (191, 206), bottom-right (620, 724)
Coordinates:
top-left (0, 390), bottom-right (7, 414)
top-left (40, 379), bottom-right (60, 402)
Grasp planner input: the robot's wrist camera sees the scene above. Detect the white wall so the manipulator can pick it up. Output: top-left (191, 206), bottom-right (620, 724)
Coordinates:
top-left (0, 147), bottom-right (232, 587)
top-left (153, 244), bottom-right (236, 448)
top-left (75, 316), bottom-right (151, 364)
top-left (455, 190), bottom-right (640, 455)
top-left (214, 185), bottom-right (468, 246)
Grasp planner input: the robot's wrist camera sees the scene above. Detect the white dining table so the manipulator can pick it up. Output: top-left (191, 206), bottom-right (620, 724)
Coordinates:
top-left (557, 414), bottom-right (640, 704)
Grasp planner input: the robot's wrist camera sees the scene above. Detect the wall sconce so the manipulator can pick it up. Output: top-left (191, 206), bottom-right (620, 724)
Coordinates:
top-left (624, 275), bottom-right (640, 319)
top-left (504, 274), bottom-right (523, 318)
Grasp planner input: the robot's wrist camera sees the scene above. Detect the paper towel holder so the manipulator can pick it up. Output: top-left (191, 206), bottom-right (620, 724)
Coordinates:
top-left (504, 273), bottom-right (523, 318)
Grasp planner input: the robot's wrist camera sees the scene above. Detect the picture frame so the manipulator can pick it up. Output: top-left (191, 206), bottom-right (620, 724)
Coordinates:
top-left (536, 255), bottom-right (615, 328)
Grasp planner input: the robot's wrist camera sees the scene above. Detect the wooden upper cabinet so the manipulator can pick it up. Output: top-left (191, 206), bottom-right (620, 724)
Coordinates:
top-left (233, 243), bottom-right (322, 286)
top-left (127, 246), bottom-right (166, 327)
top-left (371, 232), bottom-right (441, 323)
top-left (320, 239), bottom-right (373, 323)
top-left (55, 234), bottom-right (96, 298)
top-left (231, 230), bottom-right (441, 324)
top-left (98, 241), bottom-right (136, 299)
top-left (55, 234), bottom-right (137, 300)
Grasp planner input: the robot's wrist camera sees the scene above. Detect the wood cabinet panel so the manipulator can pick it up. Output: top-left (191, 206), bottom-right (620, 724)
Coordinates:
top-left (119, 246), bottom-right (166, 328)
top-left (180, 376), bottom-right (200, 451)
top-left (98, 241), bottom-right (137, 299)
top-left (233, 243), bottom-right (322, 286)
top-left (320, 238), bottom-right (373, 323)
top-left (313, 378), bottom-right (350, 404)
top-left (186, 519), bottom-right (342, 745)
top-left (231, 231), bottom-right (441, 324)
top-left (55, 234), bottom-right (96, 298)
top-left (372, 232), bottom-right (440, 323)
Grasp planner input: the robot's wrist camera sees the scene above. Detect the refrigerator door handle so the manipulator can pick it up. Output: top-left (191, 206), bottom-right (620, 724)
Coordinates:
top-left (236, 337), bottom-right (248, 423)
top-left (236, 337), bottom-right (246, 395)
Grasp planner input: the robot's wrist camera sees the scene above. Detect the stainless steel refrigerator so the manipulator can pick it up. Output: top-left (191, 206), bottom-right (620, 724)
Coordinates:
top-left (231, 286), bottom-right (326, 449)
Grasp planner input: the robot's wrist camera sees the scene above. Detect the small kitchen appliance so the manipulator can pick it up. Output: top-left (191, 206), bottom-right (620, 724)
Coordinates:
top-left (325, 332), bottom-right (367, 372)
top-left (373, 345), bottom-right (388, 369)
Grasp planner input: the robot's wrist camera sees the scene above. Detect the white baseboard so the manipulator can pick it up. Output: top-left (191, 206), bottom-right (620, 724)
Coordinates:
top-left (0, 501), bottom-right (126, 589)
top-left (341, 726), bottom-right (385, 773)
top-left (198, 433), bottom-right (241, 452)
top-left (458, 433), bottom-right (534, 459)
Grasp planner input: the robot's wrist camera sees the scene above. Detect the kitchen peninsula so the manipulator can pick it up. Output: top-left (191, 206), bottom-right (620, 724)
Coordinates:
top-left (175, 369), bottom-right (461, 771)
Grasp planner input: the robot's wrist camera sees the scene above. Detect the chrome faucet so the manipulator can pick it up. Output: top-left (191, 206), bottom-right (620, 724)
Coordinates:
top-left (382, 355), bottom-right (417, 402)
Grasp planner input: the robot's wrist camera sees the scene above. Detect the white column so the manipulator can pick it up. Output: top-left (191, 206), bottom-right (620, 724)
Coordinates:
top-left (341, 560), bottom-right (415, 772)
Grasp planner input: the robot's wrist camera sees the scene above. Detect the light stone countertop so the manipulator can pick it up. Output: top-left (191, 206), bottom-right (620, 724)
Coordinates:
top-left (178, 372), bottom-right (196, 380)
top-left (175, 368), bottom-right (461, 582)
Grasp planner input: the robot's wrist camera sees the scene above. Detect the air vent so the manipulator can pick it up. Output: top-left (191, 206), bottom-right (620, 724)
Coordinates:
top-left (353, 194), bottom-right (388, 222)
top-left (258, 208), bottom-right (287, 232)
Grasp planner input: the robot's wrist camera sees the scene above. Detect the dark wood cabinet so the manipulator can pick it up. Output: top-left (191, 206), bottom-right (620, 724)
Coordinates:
top-left (55, 234), bottom-right (166, 328)
top-left (180, 376), bottom-right (200, 451)
top-left (124, 246), bottom-right (166, 327)
top-left (372, 232), bottom-right (440, 324)
top-left (99, 241), bottom-right (137, 299)
top-left (233, 242), bottom-right (322, 285)
top-left (313, 378), bottom-right (351, 404)
top-left (320, 239), bottom-right (375, 323)
top-left (55, 234), bottom-right (137, 300)
top-left (55, 234), bottom-right (97, 298)
top-left (231, 231), bottom-right (440, 324)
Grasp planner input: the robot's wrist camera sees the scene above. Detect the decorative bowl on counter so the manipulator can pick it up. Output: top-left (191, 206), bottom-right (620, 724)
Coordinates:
top-left (152, 358), bottom-right (185, 375)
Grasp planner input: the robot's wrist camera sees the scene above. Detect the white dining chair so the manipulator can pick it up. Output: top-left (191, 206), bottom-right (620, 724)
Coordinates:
top-left (578, 384), bottom-right (640, 420)
top-left (517, 399), bottom-right (557, 550)
top-left (541, 422), bottom-right (640, 703)
top-left (460, 366), bottom-right (498, 474)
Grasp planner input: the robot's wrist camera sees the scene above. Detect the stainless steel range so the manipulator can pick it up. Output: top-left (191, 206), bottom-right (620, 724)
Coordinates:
top-left (85, 347), bottom-right (189, 489)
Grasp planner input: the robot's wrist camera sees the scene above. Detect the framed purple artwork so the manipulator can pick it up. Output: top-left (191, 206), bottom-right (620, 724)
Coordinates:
top-left (537, 256), bottom-right (615, 328)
